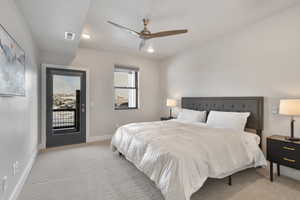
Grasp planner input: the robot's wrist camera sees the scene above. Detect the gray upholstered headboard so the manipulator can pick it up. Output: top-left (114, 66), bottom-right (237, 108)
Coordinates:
top-left (182, 97), bottom-right (264, 146)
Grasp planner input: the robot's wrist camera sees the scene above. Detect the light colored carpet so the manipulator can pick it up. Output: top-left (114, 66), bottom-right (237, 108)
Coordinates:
top-left (18, 141), bottom-right (300, 200)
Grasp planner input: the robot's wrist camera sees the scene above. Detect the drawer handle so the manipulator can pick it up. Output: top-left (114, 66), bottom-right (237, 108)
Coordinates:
top-left (283, 157), bottom-right (296, 163)
top-left (283, 146), bottom-right (295, 151)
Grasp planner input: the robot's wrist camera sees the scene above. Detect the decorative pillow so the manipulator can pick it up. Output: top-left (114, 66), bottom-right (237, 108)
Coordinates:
top-left (177, 109), bottom-right (207, 122)
top-left (206, 111), bottom-right (250, 131)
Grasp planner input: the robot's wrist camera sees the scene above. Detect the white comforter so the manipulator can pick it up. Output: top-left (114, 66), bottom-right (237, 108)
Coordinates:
top-left (111, 120), bottom-right (267, 200)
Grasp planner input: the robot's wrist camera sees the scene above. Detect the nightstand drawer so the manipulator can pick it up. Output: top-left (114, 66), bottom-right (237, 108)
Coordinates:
top-left (267, 139), bottom-right (300, 169)
top-left (278, 157), bottom-right (299, 169)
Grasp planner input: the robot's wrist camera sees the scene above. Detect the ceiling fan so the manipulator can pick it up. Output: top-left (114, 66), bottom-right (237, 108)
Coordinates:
top-left (107, 18), bottom-right (188, 51)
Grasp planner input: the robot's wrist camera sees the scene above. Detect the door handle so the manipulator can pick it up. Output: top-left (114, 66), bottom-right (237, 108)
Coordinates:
top-left (81, 104), bottom-right (85, 113)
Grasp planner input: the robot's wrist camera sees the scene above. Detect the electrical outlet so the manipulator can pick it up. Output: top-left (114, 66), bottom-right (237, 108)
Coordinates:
top-left (13, 161), bottom-right (19, 176)
top-left (0, 176), bottom-right (8, 193)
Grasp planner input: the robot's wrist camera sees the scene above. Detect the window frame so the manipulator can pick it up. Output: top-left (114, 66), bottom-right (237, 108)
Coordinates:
top-left (114, 66), bottom-right (139, 110)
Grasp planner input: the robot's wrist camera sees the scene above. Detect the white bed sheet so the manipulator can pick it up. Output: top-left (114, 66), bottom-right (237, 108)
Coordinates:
top-left (111, 120), bottom-right (267, 200)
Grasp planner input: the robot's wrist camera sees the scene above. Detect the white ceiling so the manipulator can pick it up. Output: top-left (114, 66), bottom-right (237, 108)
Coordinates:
top-left (16, 0), bottom-right (91, 63)
top-left (16, 0), bottom-right (300, 62)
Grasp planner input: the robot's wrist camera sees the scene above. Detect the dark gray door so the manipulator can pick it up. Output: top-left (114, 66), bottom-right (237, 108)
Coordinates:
top-left (46, 68), bottom-right (86, 147)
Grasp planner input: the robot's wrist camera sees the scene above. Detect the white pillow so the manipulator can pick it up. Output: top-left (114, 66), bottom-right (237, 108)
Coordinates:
top-left (177, 109), bottom-right (207, 122)
top-left (206, 111), bottom-right (250, 131)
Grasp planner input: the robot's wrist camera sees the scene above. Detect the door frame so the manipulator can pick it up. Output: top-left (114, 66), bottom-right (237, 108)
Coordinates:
top-left (40, 64), bottom-right (90, 149)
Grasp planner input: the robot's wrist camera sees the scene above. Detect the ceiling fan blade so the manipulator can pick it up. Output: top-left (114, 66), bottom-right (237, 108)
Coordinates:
top-left (107, 21), bottom-right (140, 37)
top-left (139, 39), bottom-right (146, 51)
top-left (146, 29), bottom-right (188, 39)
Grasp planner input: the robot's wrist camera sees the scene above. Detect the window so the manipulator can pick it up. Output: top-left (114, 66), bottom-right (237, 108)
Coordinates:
top-left (114, 66), bottom-right (139, 110)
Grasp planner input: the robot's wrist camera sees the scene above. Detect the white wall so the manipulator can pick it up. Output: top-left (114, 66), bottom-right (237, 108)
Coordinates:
top-left (71, 48), bottom-right (161, 139)
top-left (0, 0), bottom-right (39, 200)
top-left (40, 50), bottom-right (75, 66)
top-left (160, 5), bottom-right (300, 180)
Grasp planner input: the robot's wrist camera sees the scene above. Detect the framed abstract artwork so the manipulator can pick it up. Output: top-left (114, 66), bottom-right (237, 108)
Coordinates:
top-left (0, 24), bottom-right (25, 96)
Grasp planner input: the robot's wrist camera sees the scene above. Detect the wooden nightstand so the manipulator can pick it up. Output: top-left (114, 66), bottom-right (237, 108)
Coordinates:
top-left (267, 135), bottom-right (300, 182)
top-left (160, 117), bottom-right (174, 121)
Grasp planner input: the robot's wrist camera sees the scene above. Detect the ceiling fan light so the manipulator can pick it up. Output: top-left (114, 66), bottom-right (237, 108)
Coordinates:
top-left (147, 46), bottom-right (154, 53)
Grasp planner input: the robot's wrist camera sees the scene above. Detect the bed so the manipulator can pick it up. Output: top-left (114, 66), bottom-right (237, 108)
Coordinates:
top-left (111, 97), bottom-right (266, 200)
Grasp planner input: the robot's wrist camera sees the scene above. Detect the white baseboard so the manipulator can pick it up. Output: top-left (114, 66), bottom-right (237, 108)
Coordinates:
top-left (8, 150), bottom-right (38, 200)
top-left (87, 134), bottom-right (112, 143)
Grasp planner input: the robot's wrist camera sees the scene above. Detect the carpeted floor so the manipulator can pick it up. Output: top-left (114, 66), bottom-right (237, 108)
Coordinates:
top-left (18, 141), bottom-right (300, 200)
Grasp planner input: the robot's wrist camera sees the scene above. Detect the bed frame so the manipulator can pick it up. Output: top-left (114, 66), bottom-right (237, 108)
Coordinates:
top-left (181, 96), bottom-right (264, 185)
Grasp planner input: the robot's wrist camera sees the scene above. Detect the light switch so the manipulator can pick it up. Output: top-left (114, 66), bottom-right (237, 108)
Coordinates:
top-left (13, 161), bottom-right (19, 176)
top-left (272, 104), bottom-right (278, 115)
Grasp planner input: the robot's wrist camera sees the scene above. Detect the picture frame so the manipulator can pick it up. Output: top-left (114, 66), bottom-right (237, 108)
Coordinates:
top-left (0, 23), bottom-right (26, 96)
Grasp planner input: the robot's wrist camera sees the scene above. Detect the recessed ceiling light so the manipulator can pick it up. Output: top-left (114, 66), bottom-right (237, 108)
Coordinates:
top-left (81, 34), bottom-right (91, 39)
top-left (64, 32), bottom-right (76, 40)
top-left (147, 46), bottom-right (154, 53)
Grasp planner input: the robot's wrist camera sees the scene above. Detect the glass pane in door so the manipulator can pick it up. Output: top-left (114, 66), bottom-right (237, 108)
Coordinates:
top-left (52, 75), bottom-right (81, 131)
